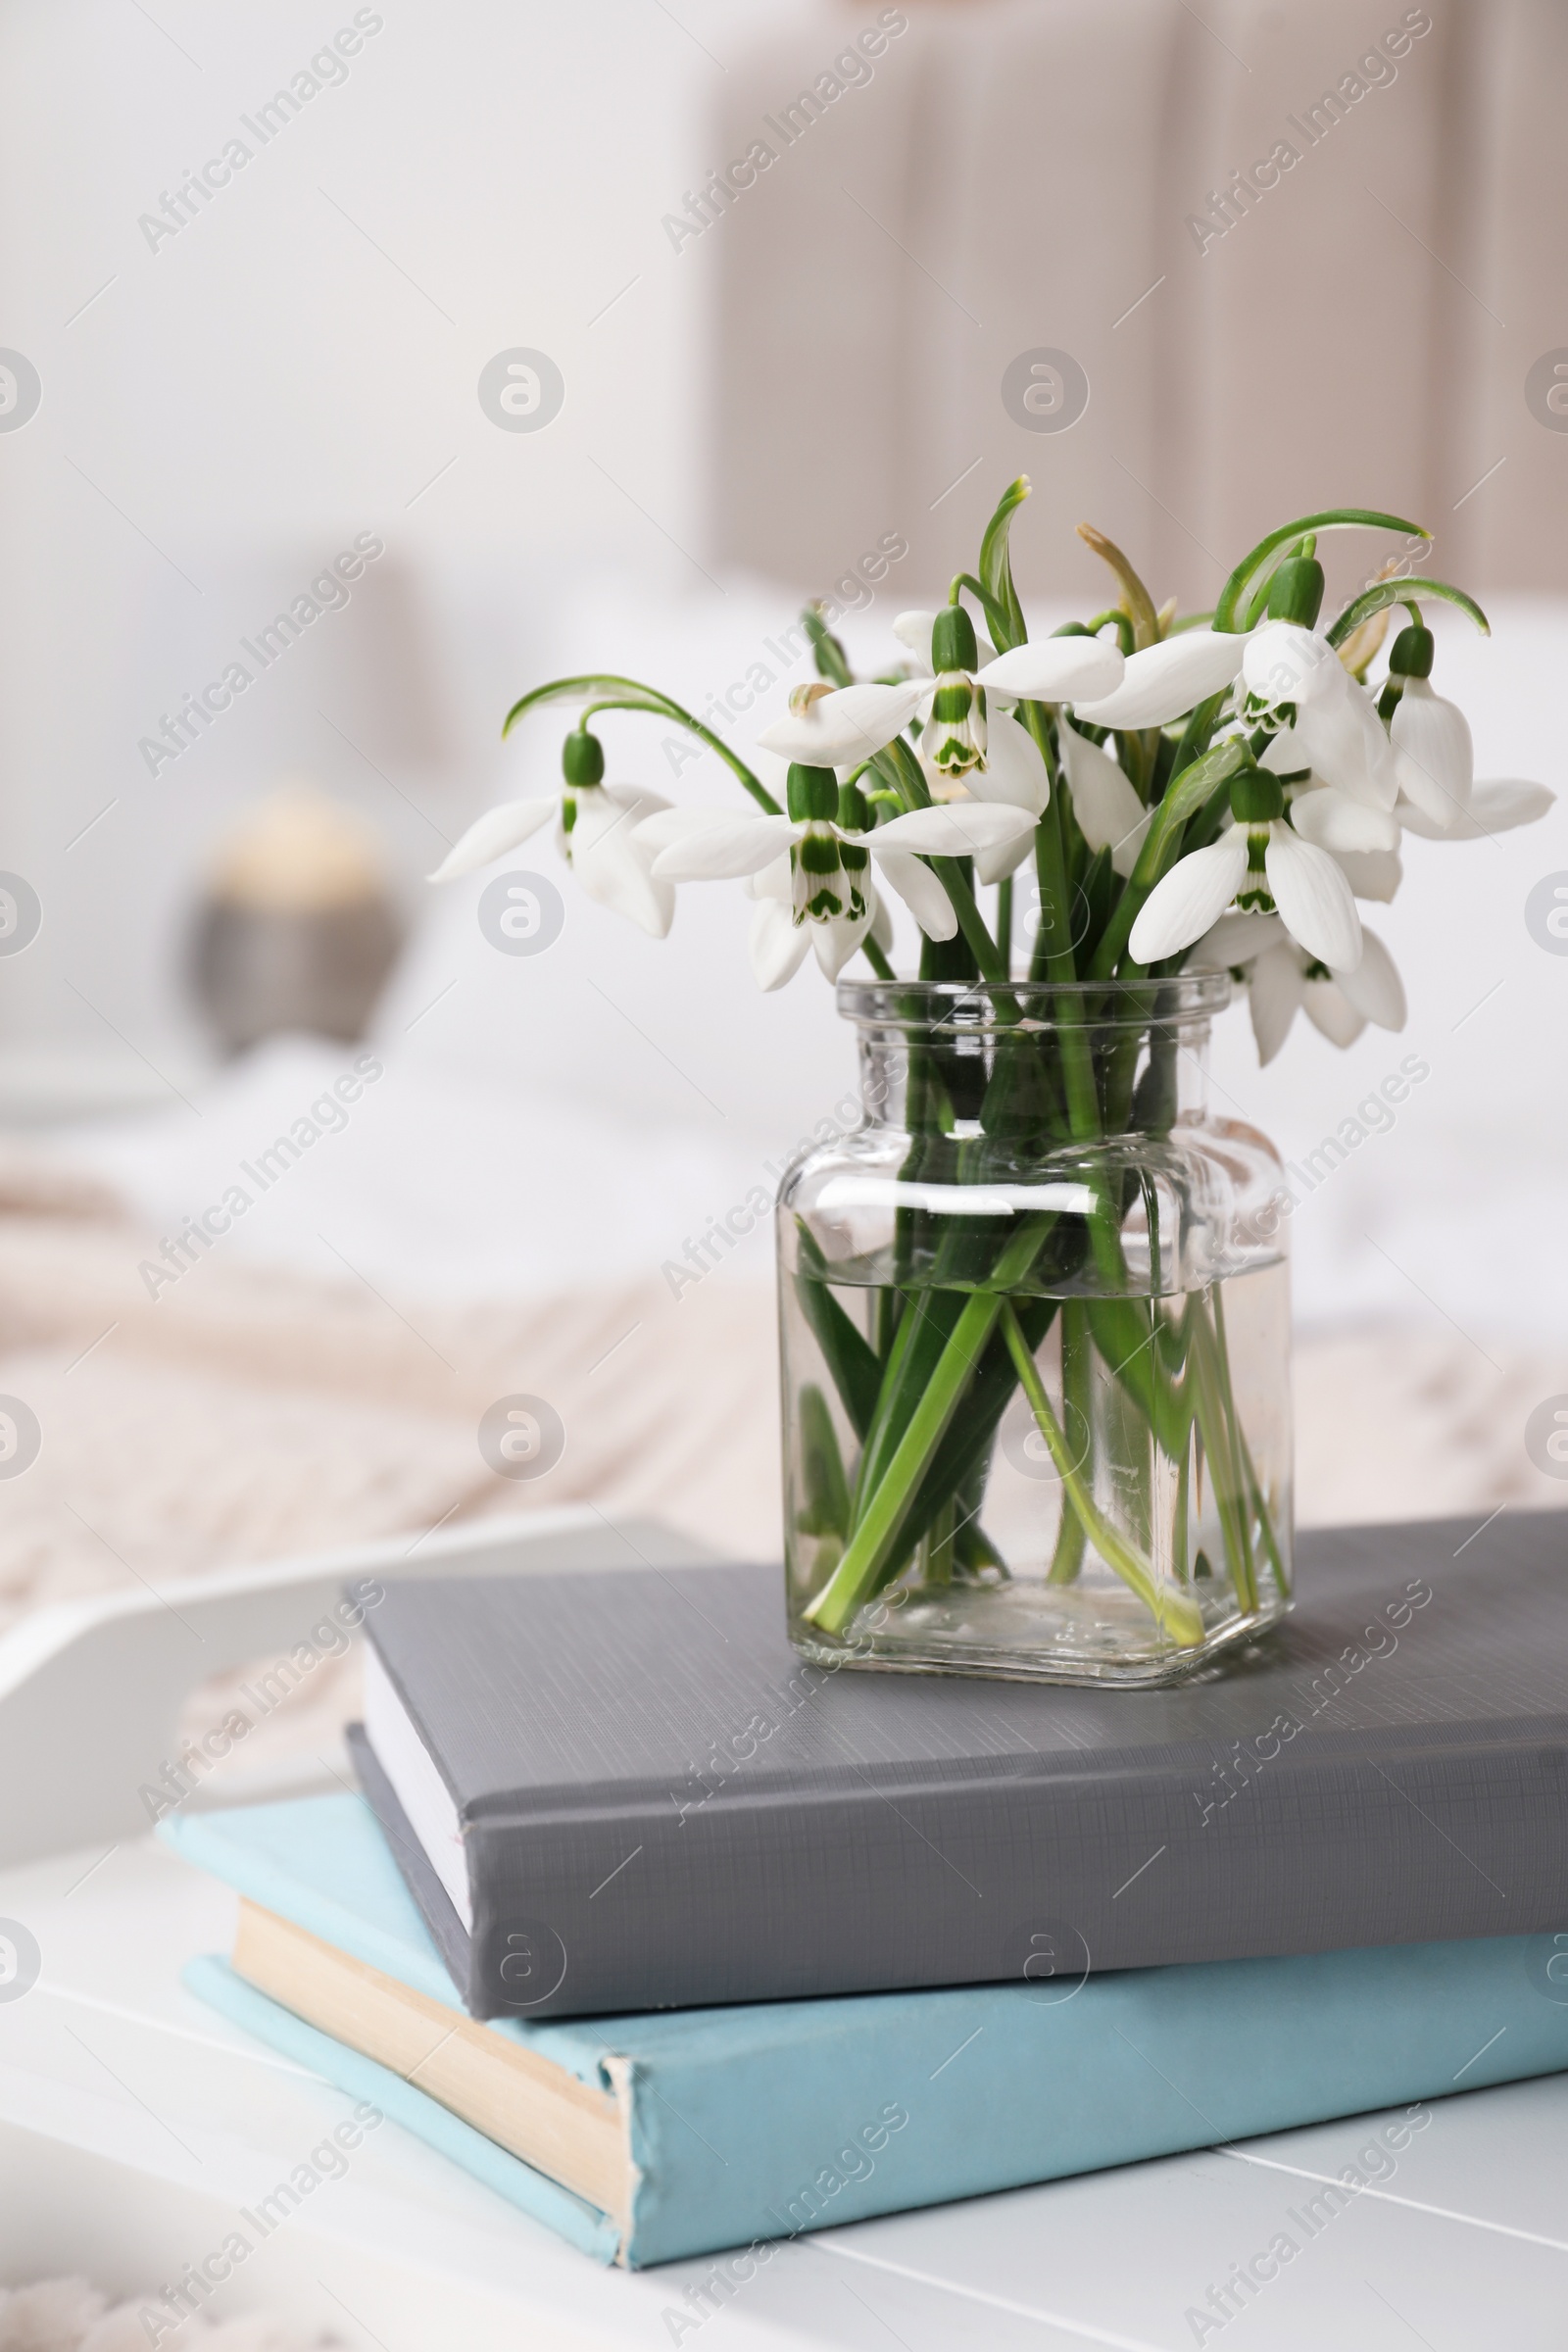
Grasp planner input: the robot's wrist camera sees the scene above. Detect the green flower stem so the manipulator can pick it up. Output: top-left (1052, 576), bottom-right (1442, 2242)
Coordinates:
top-left (1001, 1305), bottom-right (1205, 1646)
top-left (806, 1216), bottom-right (1055, 1634)
top-left (1188, 1300), bottom-right (1258, 1612)
top-left (1210, 1285), bottom-right (1288, 1601)
top-left (1240, 1428), bottom-right (1289, 1600)
top-left (1047, 1300), bottom-right (1090, 1584)
top-left (930, 859), bottom-right (1008, 982)
top-left (1016, 705), bottom-right (1103, 1139)
top-left (505, 677), bottom-right (783, 816)
top-left (806, 1290), bottom-right (1004, 1631)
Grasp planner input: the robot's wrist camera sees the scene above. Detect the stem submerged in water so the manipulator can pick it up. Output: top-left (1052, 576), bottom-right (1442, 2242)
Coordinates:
top-left (1001, 1306), bottom-right (1204, 1647)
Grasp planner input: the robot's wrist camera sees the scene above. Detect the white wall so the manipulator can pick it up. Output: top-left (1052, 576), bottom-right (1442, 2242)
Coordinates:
top-left (0, 0), bottom-right (793, 1095)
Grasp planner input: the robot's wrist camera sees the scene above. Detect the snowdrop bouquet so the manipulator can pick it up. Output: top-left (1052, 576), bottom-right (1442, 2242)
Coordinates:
top-left (439, 484), bottom-right (1550, 1685)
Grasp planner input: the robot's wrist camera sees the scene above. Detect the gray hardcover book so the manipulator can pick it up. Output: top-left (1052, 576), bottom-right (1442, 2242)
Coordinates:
top-left (354, 1509), bottom-right (1568, 2020)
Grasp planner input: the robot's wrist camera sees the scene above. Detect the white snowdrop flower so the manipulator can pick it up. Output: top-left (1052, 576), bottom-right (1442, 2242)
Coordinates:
top-left (1379, 620), bottom-right (1476, 828)
top-left (429, 729), bottom-right (673, 938)
top-left (759, 604), bottom-right (1123, 796)
top-left (1129, 765), bottom-right (1361, 972)
top-left (1057, 720), bottom-right (1152, 876)
top-left (1243, 620), bottom-right (1397, 808)
top-left (1395, 779), bottom-right (1554, 841)
top-left (1189, 910), bottom-right (1404, 1064)
top-left (640, 764), bottom-right (1034, 990)
top-left (1071, 627), bottom-right (1251, 731)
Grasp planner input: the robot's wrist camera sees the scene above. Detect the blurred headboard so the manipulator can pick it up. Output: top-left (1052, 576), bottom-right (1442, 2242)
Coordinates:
top-left (702, 0), bottom-right (1566, 604)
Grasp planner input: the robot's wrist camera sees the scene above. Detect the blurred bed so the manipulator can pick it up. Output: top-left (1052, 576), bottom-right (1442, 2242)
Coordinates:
top-left (1, 0), bottom-right (1565, 1695)
top-left (0, 571), bottom-right (1562, 1660)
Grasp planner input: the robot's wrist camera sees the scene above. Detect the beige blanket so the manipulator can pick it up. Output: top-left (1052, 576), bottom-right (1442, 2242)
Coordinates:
top-left (0, 1153), bottom-right (1561, 1641)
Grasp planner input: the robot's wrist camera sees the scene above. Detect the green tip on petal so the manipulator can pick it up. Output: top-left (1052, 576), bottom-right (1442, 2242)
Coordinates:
top-left (562, 728), bottom-right (605, 786)
top-left (787, 763), bottom-right (839, 822)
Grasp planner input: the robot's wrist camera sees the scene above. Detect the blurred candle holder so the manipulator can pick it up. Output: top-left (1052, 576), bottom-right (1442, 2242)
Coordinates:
top-left (189, 783), bottom-right (404, 1054)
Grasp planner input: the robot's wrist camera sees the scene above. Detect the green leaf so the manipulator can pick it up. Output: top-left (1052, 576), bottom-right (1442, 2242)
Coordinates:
top-left (1135, 735), bottom-right (1248, 881)
top-left (1213, 510), bottom-right (1430, 633)
top-left (977, 477), bottom-right (1031, 652)
top-left (1325, 574), bottom-right (1491, 646)
top-left (1076, 524), bottom-right (1160, 650)
top-left (1240, 538), bottom-right (1304, 631)
top-left (954, 572), bottom-right (1016, 653)
top-left (797, 1383), bottom-right (854, 1539)
top-left (805, 604), bottom-right (854, 687)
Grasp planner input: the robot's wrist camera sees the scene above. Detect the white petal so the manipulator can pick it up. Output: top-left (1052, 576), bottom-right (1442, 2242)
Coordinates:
top-left (976, 638), bottom-right (1124, 706)
top-left (1242, 621), bottom-right (1339, 710)
top-left (1290, 671), bottom-right (1398, 808)
top-left (891, 611), bottom-right (938, 676)
top-left (652, 811), bottom-right (795, 880)
top-left (1333, 847), bottom-right (1403, 903)
top-left (744, 850), bottom-right (794, 905)
top-left (758, 680), bottom-right (924, 766)
top-left (811, 906), bottom-right (872, 982)
top-left (1248, 942), bottom-right (1305, 1065)
top-left (1127, 828), bottom-right (1250, 962)
top-left (972, 709), bottom-right (1050, 816)
top-left (1331, 927), bottom-right (1405, 1030)
top-left (1389, 679), bottom-right (1473, 827)
top-left (1265, 822), bottom-right (1362, 971)
top-left (570, 794), bottom-right (675, 939)
top-left (872, 803), bottom-right (1035, 858)
top-left (748, 898), bottom-right (810, 990)
top-left (869, 886), bottom-right (895, 954)
top-left (1058, 721), bottom-right (1151, 875)
top-left (1186, 909), bottom-right (1285, 970)
top-left (974, 825), bottom-right (1038, 887)
top-left (429, 796), bottom-right (556, 882)
top-left (1287, 786), bottom-right (1399, 855)
top-left (635, 805), bottom-right (743, 854)
top-left (1259, 724), bottom-right (1311, 775)
top-left (1396, 778), bottom-right (1554, 841)
top-left (1301, 977), bottom-right (1366, 1049)
top-left (890, 611), bottom-right (994, 678)
top-left (870, 846), bottom-right (958, 941)
top-left (606, 782), bottom-right (669, 820)
top-left (1072, 629), bottom-right (1248, 730)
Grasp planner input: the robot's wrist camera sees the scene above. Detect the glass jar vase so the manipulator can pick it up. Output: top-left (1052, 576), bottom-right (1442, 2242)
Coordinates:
top-left (778, 976), bottom-right (1292, 1686)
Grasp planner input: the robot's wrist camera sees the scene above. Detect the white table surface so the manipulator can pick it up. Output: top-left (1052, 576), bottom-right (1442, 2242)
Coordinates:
top-left (2, 1511), bottom-right (1565, 2349)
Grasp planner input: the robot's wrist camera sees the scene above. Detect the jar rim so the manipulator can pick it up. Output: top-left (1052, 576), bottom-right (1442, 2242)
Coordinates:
top-left (837, 971), bottom-right (1231, 1029)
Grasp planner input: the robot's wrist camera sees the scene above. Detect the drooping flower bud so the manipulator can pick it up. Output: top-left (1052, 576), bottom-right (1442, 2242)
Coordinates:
top-left (923, 602), bottom-right (986, 782)
top-left (783, 764), bottom-right (864, 927)
top-left (786, 763), bottom-right (839, 822)
top-left (930, 604), bottom-right (979, 674)
top-left (1387, 623), bottom-right (1435, 678)
top-left (561, 727), bottom-right (605, 786)
top-left (836, 780), bottom-right (872, 834)
top-left (559, 727), bottom-right (605, 853)
top-left (1229, 766), bottom-right (1286, 825)
top-left (1265, 556), bottom-right (1325, 629)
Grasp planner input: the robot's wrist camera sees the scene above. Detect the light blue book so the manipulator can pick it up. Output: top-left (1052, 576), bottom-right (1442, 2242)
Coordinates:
top-left (164, 1795), bottom-right (1568, 2269)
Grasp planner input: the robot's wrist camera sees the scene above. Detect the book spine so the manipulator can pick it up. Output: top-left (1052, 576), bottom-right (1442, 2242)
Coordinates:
top-left (463, 1740), bottom-right (1554, 2018)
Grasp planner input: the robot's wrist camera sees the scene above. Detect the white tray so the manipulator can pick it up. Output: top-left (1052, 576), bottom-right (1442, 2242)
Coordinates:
top-left (2, 1508), bottom-right (1565, 2348)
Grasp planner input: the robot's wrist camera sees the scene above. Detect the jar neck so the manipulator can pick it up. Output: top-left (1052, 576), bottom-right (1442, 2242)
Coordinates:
top-left (842, 979), bottom-right (1225, 1134)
